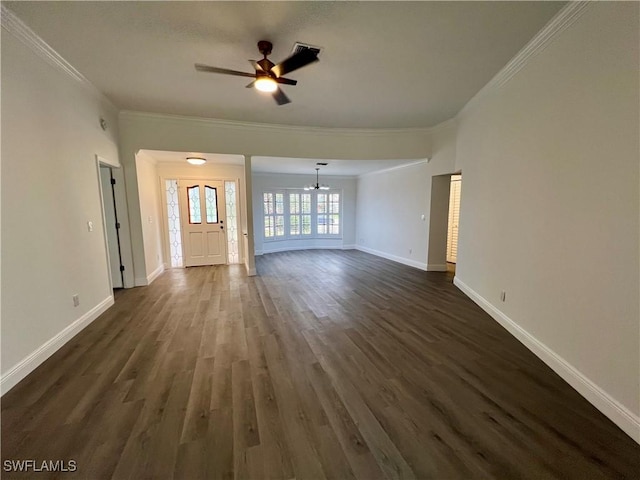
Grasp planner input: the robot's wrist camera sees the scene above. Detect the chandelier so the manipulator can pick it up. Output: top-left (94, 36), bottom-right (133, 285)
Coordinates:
top-left (304, 167), bottom-right (330, 191)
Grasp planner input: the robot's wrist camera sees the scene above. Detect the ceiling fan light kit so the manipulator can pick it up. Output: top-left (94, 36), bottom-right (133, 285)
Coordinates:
top-left (254, 77), bottom-right (278, 93)
top-left (195, 40), bottom-right (319, 105)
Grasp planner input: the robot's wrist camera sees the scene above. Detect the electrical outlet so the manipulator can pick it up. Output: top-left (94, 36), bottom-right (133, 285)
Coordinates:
top-left (500, 291), bottom-right (506, 302)
top-left (409, 248), bottom-right (412, 254)
top-left (72, 294), bottom-right (80, 307)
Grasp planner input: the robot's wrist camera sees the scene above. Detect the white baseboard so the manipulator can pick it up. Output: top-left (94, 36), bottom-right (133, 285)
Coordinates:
top-left (427, 263), bottom-right (448, 272)
top-left (245, 264), bottom-right (256, 276)
top-left (146, 264), bottom-right (165, 284)
top-left (1, 295), bottom-right (114, 396)
top-left (256, 245), bottom-right (354, 256)
top-left (259, 245), bottom-right (348, 255)
top-left (454, 276), bottom-right (640, 444)
top-left (355, 245), bottom-right (427, 271)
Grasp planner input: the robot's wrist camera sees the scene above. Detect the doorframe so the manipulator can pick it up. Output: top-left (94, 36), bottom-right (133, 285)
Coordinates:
top-left (159, 175), bottom-right (244, 269)
top-left (96, 155), bottom-right (121, 290)
top-left (426, 170), bottom-right (462, 272)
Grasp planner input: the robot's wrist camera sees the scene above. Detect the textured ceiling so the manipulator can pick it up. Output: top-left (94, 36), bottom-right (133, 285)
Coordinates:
top-left (6, 1), bottom-right (564, 129)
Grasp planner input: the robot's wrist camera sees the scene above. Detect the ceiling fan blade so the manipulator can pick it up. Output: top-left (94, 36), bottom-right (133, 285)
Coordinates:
top-left (246, 80), bottom-right (256, 89)
top-left (249, 60), bottom-right (264, 72)
top-left (195, 63), bottom-right (255, 78)
top-left (276, 77), bottom-right (297, 86)
top-left (271, 50), bottom-right (318, 78)
top-left (272, 87), bottom-right (291, 106)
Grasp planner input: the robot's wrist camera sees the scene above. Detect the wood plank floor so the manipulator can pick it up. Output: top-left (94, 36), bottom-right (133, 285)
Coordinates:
top-left (2, 250), bottom-right (639, 479)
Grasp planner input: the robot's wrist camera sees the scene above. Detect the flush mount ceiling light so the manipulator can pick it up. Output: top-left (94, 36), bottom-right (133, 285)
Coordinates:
top-left (254, 77), bottom-right (278, 93)
top-left (186, 157), bottom-right (206, 165)
top-left (304, 167), bottom-right (330, 191)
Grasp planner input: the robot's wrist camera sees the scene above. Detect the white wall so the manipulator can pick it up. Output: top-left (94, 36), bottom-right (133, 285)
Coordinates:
top-left (454, 2), bottom-right (639, 440)
top-left (134, 151), bottom-right (164, 284)
top-left (354, 127), bottom-right (458, 272)
top-left (356, 162), bottom-right (430, 269)
top-left (253, 173), bottom-right (357, 254)
top-left (154, 161), bottom-right (247, 266)
top-left (424, 122), bottom-right (460, 270)
top-left (1, 27), bottom-right (120, 391)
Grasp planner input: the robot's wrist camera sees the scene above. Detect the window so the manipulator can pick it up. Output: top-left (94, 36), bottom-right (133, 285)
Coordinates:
top-left (205, 186), bottom-right (218, 223)
top-left (263, 189), bottom-right (341, 240)
top-left (289, 192), bottom-right (312, 236)
top-left (317, 193), bottom-right (340, 235)
top-left (263, 192), bottom-right (285, 238)
top-left (224, 181), bottom-right (239, 264)
top-left (187, 186), bottom-right (201, 224)
top-left (165, 179), bottom-right (183, 268)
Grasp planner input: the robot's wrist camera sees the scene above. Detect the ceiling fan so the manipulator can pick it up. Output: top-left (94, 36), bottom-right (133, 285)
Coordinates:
top-left (195, 40), bottom-right (319, 105)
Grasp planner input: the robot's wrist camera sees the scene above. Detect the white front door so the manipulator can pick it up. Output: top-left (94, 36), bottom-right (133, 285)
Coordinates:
top-left (179, 179), bottom-right (227, 267)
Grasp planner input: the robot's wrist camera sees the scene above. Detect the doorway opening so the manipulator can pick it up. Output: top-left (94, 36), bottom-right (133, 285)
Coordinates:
top-left (163, 178), bottom-right (241, 268)
top-left (98, 165), bottom-right (124, 289)
top-left (446, 174), bottom-right (462, 272)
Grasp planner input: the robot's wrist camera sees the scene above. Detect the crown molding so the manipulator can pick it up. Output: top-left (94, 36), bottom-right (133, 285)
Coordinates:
top-left (1, 5), bottom-right (117, 110)
top-left (460, 1), bottom-right (592, 117)
top-left (1, 5), bottom-right (85, 83)
top-left (119, 110), bottom-right (438, 137)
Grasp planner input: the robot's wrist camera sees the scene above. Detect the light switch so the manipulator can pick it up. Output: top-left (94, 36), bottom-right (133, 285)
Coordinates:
top-left (87, 221), bottom-right (94, 232)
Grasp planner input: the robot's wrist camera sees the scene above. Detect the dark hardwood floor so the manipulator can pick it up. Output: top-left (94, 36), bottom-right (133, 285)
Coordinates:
top-left (2, 250), bottom-right (639, 479)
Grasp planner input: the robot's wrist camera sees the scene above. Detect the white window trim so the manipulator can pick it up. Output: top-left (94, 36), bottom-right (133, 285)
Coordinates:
top-left (287, 190), bottom-right (313, 239)
top-left (262, 188), bottom-right (343, 242)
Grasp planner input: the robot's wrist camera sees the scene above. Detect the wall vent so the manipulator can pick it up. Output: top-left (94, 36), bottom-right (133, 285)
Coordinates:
top-left (292, 42), bottom-right (322, 57)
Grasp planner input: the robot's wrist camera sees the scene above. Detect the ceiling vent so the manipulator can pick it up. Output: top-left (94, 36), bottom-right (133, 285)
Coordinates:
top-left (316, 162), bottom-right (328, 166)
top-left (292, 42), bottom-right (322, 57)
